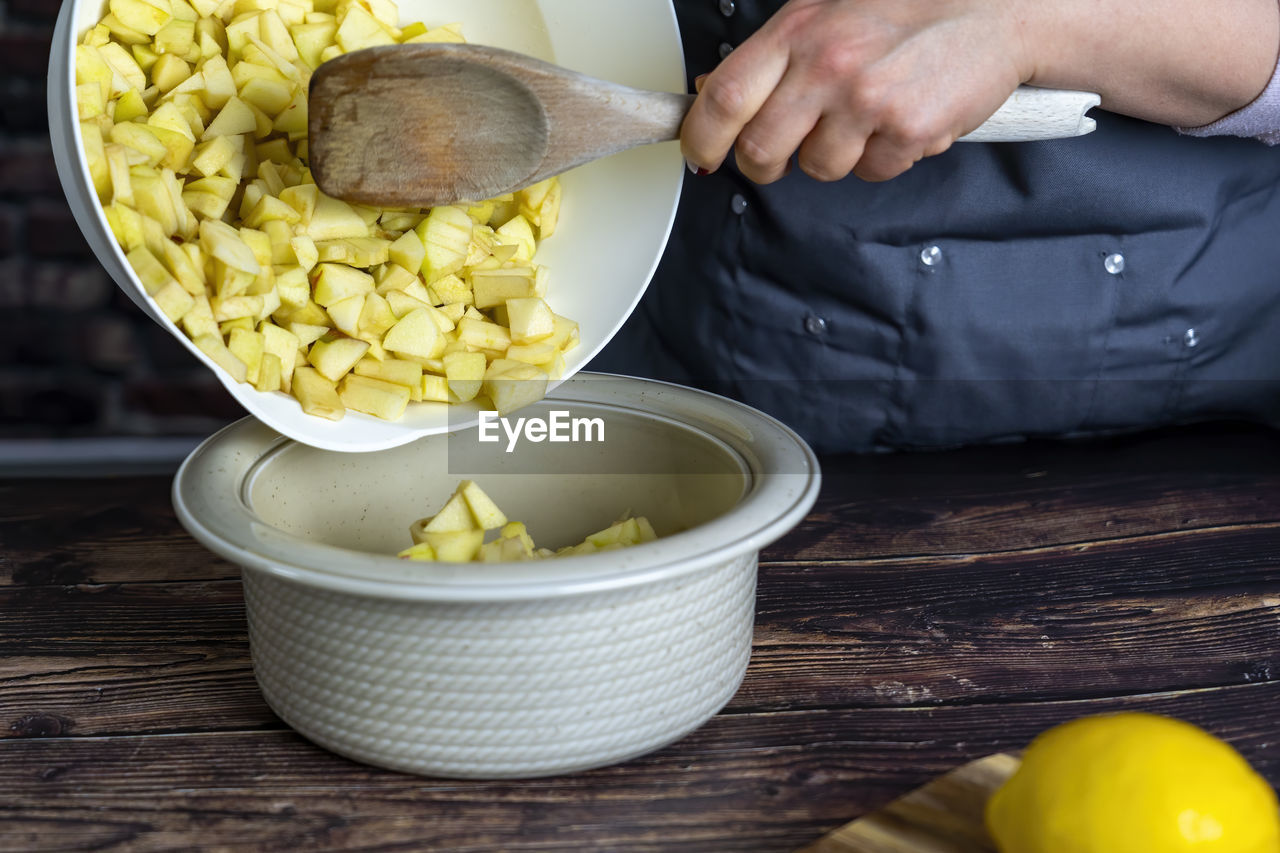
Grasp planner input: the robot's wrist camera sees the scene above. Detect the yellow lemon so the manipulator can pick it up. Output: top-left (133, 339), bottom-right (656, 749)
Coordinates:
top-left (986, 712), bottom-right (1280, 853)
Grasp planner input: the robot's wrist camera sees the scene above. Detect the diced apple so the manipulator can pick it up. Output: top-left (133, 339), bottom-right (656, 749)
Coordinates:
top-left (397, 541), bottom-right (436, 561)
top-left (324, 294), bottom-right (365, 336)
top-left (505, 297), bottom-right (555, 344)
top-left (387, 228), bottom-right (425, 274)
top-left (315, 236), bottom-right (390, 267)
top-left (109, 0), bottom-right (173, 36)
top-left (274, 265), bottom-right (309, 308)
top-left (458, 480), bottom-right (507, 530)
top-left (306, 193), bottom-right (369, 241)
top-left (126, 245), bottom-right (176, 294)
top-left (456, 316), bottom-right (511, 352)
top-left (356, 292), bottom-right (397, 337)
top-left (189, 132), bottom-right (237, 175)
top-left (201, 95), bottom-right (257, 140)
top-left (312, 262), bottom-right (374, 307)
top-left (279, 182), bottom-right (317, 220)
top-left (271, 87), bottom-right (308, 137)
top-left (482, 360), bottom-right (547, 415)
top-left (109, 121), bottom-right (167, 167)
top-left (227, 326), bottom-right (265, 383)
top-left (288, 321), bottom-right (329, 348)
top-left (260, 322), bottom-right (300, 390)
top-left (416, 204), bottom-right (472, 283)
top-left (422, 491), bottom-right (473, 533)
top-left (470, 267), bottom-right (535, 309)
top-left (504, 341), bottom-right (557, 366)
top-left (335, 3), bottom-right (395, 51)
top-left (291, 365), bottom-right (344, 419)
top-left (383, 308), bottom-right (444, 360)
top-left (307, 336), bottom-right (369, 381)
top-left (151, 53), bottom-right (192, 93)
top-left (442, 350), bottom-right (485, 403)
top-left (180, 293), bottom-right (218, 339)
top-left (419, 373), bottom-right (449, 403)
top-left (494, 213), bottom-right (536, 262)
top-left (428, 273), bottom-right (471, 306)
top-left (193, 332), bottom-right (248, 383)
top-left (199, 54), bottom-right (236, 108)
top-left (339, 373), bottom-right (410, 420)
top-left (423, 529), bottom-right (484, 563)
top-left (354, 356), bottom-right (422, 388)
top-left (253, 351), bottom-right (283, 392)
top-left (151, 280), bottom-right (195, 321)
top-left (291, 20), bottom-right (337, 68)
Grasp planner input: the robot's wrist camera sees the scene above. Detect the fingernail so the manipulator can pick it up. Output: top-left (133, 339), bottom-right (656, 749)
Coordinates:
top-left (686, 159), bottom-right (710, 176)
top-left (694, 73), bottom-right (709, 93)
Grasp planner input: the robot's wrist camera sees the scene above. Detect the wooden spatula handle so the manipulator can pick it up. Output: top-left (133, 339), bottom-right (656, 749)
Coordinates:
top-left (963, 87), bottom-right (1102, 142)
top-left (651, 85), bottom-right (1100, 150)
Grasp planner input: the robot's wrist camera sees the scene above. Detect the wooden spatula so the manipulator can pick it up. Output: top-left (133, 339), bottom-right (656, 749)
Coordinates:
top-left (308, 44), bottom-right (1100, 208)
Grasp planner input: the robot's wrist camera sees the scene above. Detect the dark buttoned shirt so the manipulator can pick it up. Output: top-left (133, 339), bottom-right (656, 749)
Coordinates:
top-left (590, 0), bottom-right (1280, 453)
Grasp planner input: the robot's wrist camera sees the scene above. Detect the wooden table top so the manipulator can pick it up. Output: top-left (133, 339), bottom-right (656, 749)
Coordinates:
top-left (2, 422), bottom-right (1278, 852)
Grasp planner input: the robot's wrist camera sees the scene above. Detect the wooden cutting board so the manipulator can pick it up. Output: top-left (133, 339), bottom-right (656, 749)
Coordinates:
top-left (796, 753), bottom-right (1021, 853)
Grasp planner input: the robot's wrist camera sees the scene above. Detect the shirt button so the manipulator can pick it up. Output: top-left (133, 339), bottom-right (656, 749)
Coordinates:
top-left (719, 0), bottom-right (736, 15)
top-left (1184, 328), bottom-right (1200, 349)
top-left (805, 315), bottom-right (828, 335)
top-left (920, 245), bottom-right (943, 267)
top-left (1105, 253), bottom-right (1126, 275)
top-left (730, 194), bottom-right (748, 215)
top-left (718, 42), bottom-right (734, 60)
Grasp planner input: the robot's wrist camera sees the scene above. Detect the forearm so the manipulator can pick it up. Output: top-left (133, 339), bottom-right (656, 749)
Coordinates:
top-left (1012, 0), bottom-right (1280, 127)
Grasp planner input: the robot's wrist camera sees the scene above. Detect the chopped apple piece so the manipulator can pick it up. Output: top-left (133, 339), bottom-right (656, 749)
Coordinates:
top-left (383, 308), bottom-right (444, 360)
top-left (443, 350), bottom-right (485, 403)
top-left (420, 374), bottom-right (449, 403)
top-left (354, 356), bottom-right (422, 388)
top-left (423, 492), bottom-right (474, 533)
top-left (387, 228), bottom-right (425, 273)
top-left (470, 267), bottom-right (535, 309)
top-left (456, 317), bottom-right (511, 352)
top-left (416, 204), bottom-right (472, 283)
top-left (312, 262), bottom-right (373, 307)
top-left (193, 332), bottom-right (247, 383)
top-left (459, 480), bottom-right (507, 530)
top-left (482, 360), bottom-right (547, 416)
top-left (505, 297), bottom-right (555, 344)
top-left (307, 336), bottom-right (369, 381)
top-left (227, 326), bottom-right (265, 383)
top-left (109, 0), bottom-right (173, 36)
top-left (306, 193), bottom-right (369, 240)
top-left (423, 529), bottom-right (484, 563)
top-left (339, 373), bottom-right (410, 420)
top-left (291, 366), bottom-right (344, 420)
top-left (201, 94), bottom-right (256, 139)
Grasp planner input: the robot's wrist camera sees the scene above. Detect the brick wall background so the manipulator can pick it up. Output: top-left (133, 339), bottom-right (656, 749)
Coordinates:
top-left (1, 0), bottom-right (240, 443)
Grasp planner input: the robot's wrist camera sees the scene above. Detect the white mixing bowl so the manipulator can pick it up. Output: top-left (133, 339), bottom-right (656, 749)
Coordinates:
top-left (49, 0), bottom-right (686, 451)
top-left (173, 374), bottom-right (821, 778)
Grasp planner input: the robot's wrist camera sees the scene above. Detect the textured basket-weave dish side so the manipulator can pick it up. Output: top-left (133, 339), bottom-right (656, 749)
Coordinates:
top-left (243, 552), bottom-right (756, 778)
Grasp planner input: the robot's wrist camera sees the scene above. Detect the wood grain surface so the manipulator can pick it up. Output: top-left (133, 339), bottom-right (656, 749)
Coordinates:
top-left (1, 422), bottom-right (1278, 852)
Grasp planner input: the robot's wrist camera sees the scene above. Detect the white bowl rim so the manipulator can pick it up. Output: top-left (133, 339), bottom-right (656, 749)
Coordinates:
top-left (172, 373), bottom-right (822, 601)
top-left (50, 0), bottom-right (689, 453)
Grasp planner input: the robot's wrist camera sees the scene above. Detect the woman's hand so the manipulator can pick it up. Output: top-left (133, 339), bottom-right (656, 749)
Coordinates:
top-left (682, 0), bottom-right (1280, 185)
top-left (681, 0), bottom-right (1031, 184)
